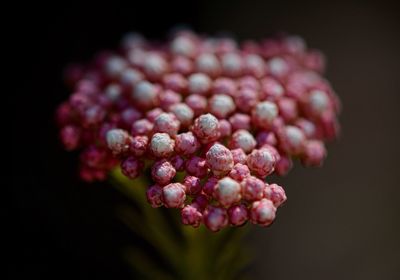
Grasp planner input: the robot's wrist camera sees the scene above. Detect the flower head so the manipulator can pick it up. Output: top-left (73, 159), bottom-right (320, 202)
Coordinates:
top-left (57, 29), bottom-right (340, 231)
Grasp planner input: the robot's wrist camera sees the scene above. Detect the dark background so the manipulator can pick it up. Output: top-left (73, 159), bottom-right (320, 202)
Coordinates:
top-left (11, 0), bottom-right (400, 279)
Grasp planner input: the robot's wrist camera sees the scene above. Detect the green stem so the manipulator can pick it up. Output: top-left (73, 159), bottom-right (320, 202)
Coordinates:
top-left (109, 167), bottom-right (250, 279)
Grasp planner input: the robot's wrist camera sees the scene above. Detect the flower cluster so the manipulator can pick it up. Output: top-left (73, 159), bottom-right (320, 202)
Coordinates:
top-left (56, 30), bottom-right (340, 231)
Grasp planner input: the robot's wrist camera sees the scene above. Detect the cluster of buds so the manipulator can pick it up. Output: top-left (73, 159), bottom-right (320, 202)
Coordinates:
top-left (56, 29), bottom-right (340, 231)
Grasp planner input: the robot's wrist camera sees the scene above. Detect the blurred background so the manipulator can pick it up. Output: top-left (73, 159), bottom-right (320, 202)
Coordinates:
top-left (11, 0), bottom-right (399, 279)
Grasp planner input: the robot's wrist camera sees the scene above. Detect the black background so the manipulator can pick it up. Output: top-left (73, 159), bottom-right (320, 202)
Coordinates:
top-left (11, 0), bottom-right (400, 279)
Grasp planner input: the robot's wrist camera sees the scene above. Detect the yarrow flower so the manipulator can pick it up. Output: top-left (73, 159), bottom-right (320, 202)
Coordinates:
top-left (57, 29), bottom-right (340, 232)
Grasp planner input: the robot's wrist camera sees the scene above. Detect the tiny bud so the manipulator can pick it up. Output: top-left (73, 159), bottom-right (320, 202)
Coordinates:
top-left (264, 184), bottom-right (287, 207)
top-left (183, 175), bottom-right (202, 195)
top-left (151, 159), bottom-right (176, 185)
top-left (241, 176), bottom-right (265, 201)
top-left (229, 129), bottom-right (257, 153)
top-left (150, 133), bottom-right (175, 158)
top-left (229, 113), bottom-right (251, 131)
top-left (208, 94), bottom-right (236, 118)
top-left (162, 183), bottom-right (186, 208)
top-left (132, 81), bottom-right (159, 109)
top-left (301, 140), bottom-right (326, 167)
top-left (196, 53), bottom-right (221, 77)
top-left (185, 94), bottom-right (208, 116)
top-left (181, 205), bottom-right (203, 227)
top-left (121, 156), bottom-right (144, 179)
top-left (185, 156), bottom-right (209, 177)
top-left (60, 125), bottom-right (81, 151)
top-left (214, 177), bottom-right (241, 207)
top-left (146, 184), bottom-right (163, 208)
top-left (206, 143), bottom-right (234, 177)
top-left (228, 204), bottom-right (249, 226)
top-left (203, 206), bottom-right (228, 232)
top-left (252, 101), bottom-right (279, 129)
top-left (231, 148), bottom-right (247, 164)
top-left (191, 113), bottom-right (220, 144)
top-left (212, 77), bottom-right (237, 97)
top-left (153, 112), bottom-right (180, 136)
top-left (106, 129), bottom-right (131, 155)
top-left (169, 103), bottom-right (194, 127)
top-left (188, 73), bottom-right (212, 95)
top-left (229, 163), bottom-right (250, 182)
top-left (131, 119), bottom-right (154, 136)
top-left (175, 132), bottom-right (201, 156)
top-left (250, 198), bottom-right (276, 226)
top-left (247, 148), bottom-right (276, 178)
top-left (129, 135), bottom-right (148, 157)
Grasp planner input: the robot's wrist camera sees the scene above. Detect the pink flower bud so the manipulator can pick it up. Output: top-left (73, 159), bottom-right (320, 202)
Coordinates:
top-left (208, 94), bottom-right (236, 118)
top-left (250, 198), bottom-right (276, 226)
top-left (203, 176), bottom-right (218, 197)
top-left (129, 135), bottom-right (148, 157)
top-left (121, 156), bottom-right (144, 179)
top-left (214, 177), bottom-right (241, 207)
top-left (237, 76), bottom-right (260, 91)
top-left (120, 108), bottom-right (142, 127)
top-left (132, 81), bottom-right (159, 109)
top-left (196, 53), bottom-right (221, 77)
top-left (170, 155), bottom-right (185, 171)
top-left (191, 113), bottom-right (220, 144)
top-left (163, 73), bottom-right (188, 93)
top-left (263, 184), bottom-right (287, 207)
top-left (171, 56), bottom-right (194, 75)
top-left (256, 131), bottom-right (277, 147)
top-left (206, 143), bottom-right (234, 177)
top-left (260, 77), bottom-right (284, 100)
top-left (212, 77), bottom-right (237, 97)
top-left (306, 89), bottom-right (331, 116)
top-left (106, 129), bottom-right (131, 155)
top-left (301, 140), bottom-right (326, 167)
top-left (235, 88), bottom-right (259, 113)
top-left (203, 206), bottom-right (228, 232)
top-left (162, 183), bottom-right (186, 208)
top-left (185, 94), bottom-right (208, 117)
top-left (151, 159), bottom-right (176, 185)
top-left (275, 154), bottom-right (293, 176)
top-left (228, 204), bottom-right (249, 226)
top-left (229, 129), bottom-right (257, 153)
top-left (252, 101), bottom-right (278, 129)
top-left (188, 73), bottom-right (211, 95)
top-left (295, 118), bottom-right (317, 138)
top-left (229, 113), bottom-right (251, 131)
top-left (231, 148), bottom-right (247, 164)
top-left (241, 176), bottom-right (265, 201)
top-left (60, 125), bottom-right (81, 151)
top-left (181, 204), bottom-right (203, 228)
top-left (149, 133), bottom-right (175, 158)
top-left (159, 90), bottom-right (182, 111)
top-left (278, 97), bottom-right (298, 122)
top-left (185, 156), bottom-right (209, 177)
top-left (279, 125), bottom-right (306, 155)
top-left (143, 53), bottom-right (168, 80)
top-left (183, 175), bottom-right (202, 195)
top-left (243, 53), bottom-right (265, 77)
top-left (175, 132), bottom-right (200, 156)
top-left (153, 112), bottom-right (180, 136)
top-left (169, 103), bottom-right (194, 127)
top-left (229, 163), bottom-right (250, 182)
top-left (192, 194), bottom-right (209, 211)
top-left (131, 119), bottom-right (154, 136)
top-left (146, 184), bottom-right (163, 208)
top-left (218, 120), bottom-right (232, 138)
top-left (221, 53), bottom-right (243, 77)
top-left (247, 148), bottom-right (276, 178)
top-left (171, 35), bottom-right (197, 57)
